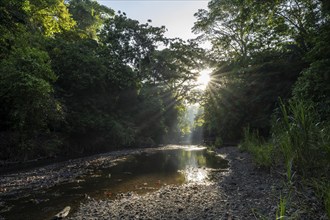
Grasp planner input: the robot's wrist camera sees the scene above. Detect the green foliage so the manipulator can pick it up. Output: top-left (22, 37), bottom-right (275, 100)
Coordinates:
top-left (195, 0), bottom-right (329, 217)
top-left (193, 0), bottom-right (286, 63)
top-left (276, 195), bottom-right (287, 220)
top-left (0, 0), bottom-right (28, 58)
top-left (133, 85), bottom-right (168, 145)
top-left (242, 100), bottom-right (329, 218)
top-left (47, 32), bottom-right (164, 151)
top-left (293, 60), bottom-right (330, 118)
top-left (0, 0), bottom-right (204, 159)
top-left (272, 100), bottom-right (330, 177)
top-left (240, 128), bottom-right (274, 168)
top-left (203, 53), bottom-right (303, 143)
top-left (241, 99), bottom-right (330, 190)
top-left (326, 187), bottom-right (330, 218)
top-left (0, 47), bottom-right (56, 127)
top-left (25, 0), bottom-right (76, 36)
top-left (98, 12), bottom-right (167, 73)
top-left (0, 0), bottom-right (65, 159)
top-left (68, 0), bottom-right (114, 39)
top-left (214, 137), bottom-right (223, 147)
top-left (0, 40), bottom-right (62, 159)
top-left (310, 179), bottom-right (330, 218)
top-left (144, 40), bottom-right (206, 102)
top-left (194, 0), bottom-right (318, 145)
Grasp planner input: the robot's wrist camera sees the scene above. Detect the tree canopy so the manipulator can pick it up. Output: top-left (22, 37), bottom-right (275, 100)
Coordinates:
top-left (193, 1), bottom-right (329, 214)
top-left (193, 0), bottom-right (329, 143)
top-left (0, 1), bottom-right (329, 182)
top-left (1, 0), bottom-right (328, 217)
top-left (0, 0), bottom-right (206, 159)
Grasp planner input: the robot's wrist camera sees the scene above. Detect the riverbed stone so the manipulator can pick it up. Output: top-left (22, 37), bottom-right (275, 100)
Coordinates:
top-left (1, 146), bottom-right (328, 220)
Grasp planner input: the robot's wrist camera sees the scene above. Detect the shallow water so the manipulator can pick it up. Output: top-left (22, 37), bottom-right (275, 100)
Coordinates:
top-left (1, 146), bottom-right (228, 220)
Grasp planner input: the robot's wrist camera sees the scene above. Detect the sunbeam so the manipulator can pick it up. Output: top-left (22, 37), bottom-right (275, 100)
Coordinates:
top-left (196, 69), bottom-right (211, 90)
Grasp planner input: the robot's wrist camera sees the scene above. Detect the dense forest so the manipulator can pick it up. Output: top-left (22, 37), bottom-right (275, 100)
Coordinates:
top-left (0, 0), bottom-right (329, 217)
top-left (0, 0), bottom-right (207, 160)
top-left (193, 0), bottom-right (330, 216)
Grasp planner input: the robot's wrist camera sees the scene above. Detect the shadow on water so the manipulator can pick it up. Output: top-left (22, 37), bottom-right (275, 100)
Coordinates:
top-left (1, 146), bottom-right (228, 220)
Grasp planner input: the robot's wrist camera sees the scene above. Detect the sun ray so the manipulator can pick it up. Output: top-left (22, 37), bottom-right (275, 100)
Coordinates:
top-left (196, 69), bottom-right (211, 90)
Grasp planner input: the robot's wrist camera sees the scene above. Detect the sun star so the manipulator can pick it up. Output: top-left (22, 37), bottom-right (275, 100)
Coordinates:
top-left (197, 69), bottom-right (211, 90)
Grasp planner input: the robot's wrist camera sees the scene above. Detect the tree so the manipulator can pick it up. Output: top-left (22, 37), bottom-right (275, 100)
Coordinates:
top-left (193, 0), bottom-right (320, 143)
top-left (25, 0), bottom-right (76, 36)
top-left (0, 0), bottom-right (64, 159)
top-left (68, 0), bottom-right (114, 39)
top-left (271, 0), bottom-right (322, 53)
top-left (46, 11), bottom-right (187, 152)
top-left (292, 2), bottom-right (330, 119)
top-left (143, 39), bottom-right (206, 102)
top-left (193, 0), bottom-right (286, 64)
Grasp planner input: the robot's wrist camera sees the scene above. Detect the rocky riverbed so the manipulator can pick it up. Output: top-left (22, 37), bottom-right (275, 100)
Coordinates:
top-left (69, 147), bottom-right (328, 219)
top-left (0, 146), bottom-right (173, 198)
top-left (0, 146), bottom-right (328, 219)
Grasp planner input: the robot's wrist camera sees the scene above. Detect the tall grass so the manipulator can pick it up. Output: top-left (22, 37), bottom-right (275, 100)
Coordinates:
top-left (275, 195), bottom-right (287, 220)
top-left (274, 100), bottom-right (329, 217)
top-left (241, 100), bottom-right (330, 218)
top-left (310, 179), bottom-right (330, 218)
top-left (326, 187), bottom-right (330, 218)
top-left (272, 100), bottom-right (330, 178)
top-left (241, 99), bottom-right (330, 178)
top-left (240, 127), bottom-right (273, 168)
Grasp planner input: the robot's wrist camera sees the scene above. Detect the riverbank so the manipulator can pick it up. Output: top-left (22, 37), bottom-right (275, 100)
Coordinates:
top-left (0, 146), bottom-right (178, 198)
top-left (0, 146), bottom-right (327, 219)
top-left (69, 147), bottom-right (328, 219)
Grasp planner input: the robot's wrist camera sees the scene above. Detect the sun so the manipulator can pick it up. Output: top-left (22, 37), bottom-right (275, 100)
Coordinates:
top-left (196, 69), bottom-right (211, 90)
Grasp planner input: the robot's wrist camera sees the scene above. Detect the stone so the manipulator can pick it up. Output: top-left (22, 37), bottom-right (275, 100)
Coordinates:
top-left (52, 206), bottom-right (71, 220)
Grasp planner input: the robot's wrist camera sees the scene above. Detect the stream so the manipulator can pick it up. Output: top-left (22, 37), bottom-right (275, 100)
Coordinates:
top-left (0, 146), bottom-right (228, 220)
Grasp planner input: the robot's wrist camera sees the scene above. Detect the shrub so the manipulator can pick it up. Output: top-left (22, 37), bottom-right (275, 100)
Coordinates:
top-left (240, 127), bottom-right (274, 168)
top-left (272, 100), bottom-right (330, 177)
top-left (214, 137), bottom-right (223, 147)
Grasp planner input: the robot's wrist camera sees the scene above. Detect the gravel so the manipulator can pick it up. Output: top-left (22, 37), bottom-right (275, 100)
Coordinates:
top-left (1, 146), bottom-right (328, 219)
top-left (69, 147), bottom-right (328, 219)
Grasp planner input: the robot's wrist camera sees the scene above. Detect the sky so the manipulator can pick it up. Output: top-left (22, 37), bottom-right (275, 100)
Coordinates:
top-left (96, 0), bottom-right (209, 40)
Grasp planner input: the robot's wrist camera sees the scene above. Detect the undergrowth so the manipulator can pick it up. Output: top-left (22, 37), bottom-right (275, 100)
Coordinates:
top-left (240, 100), bottom-right (330, 219)
top-left (239, 127), bottom-right (273, 168)
top-left (275, 195), bottom-right (287, 220)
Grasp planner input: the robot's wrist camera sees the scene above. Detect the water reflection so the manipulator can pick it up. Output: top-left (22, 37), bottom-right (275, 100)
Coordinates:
top-left (179, 167), bottom-right (208, 183)
top-left (176, 147), bottom-right (224, 183)
top-left (1, 146), bottom-right (228, 220)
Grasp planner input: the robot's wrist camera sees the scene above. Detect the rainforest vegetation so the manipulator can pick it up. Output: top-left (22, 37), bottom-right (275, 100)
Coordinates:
top-left (0, 0), bottom-right (329, 216)
top-left (193, 0), bottom-right (330, 215)
top-left (0, 0), bottom-right (207, 160)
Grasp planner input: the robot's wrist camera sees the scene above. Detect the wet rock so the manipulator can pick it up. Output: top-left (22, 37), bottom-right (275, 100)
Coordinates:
top-left (52, 206), bottom-right (71, 220)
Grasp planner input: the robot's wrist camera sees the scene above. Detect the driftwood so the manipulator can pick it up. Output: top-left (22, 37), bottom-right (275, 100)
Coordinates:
top-left (52, 206), bottom-right (71, 219)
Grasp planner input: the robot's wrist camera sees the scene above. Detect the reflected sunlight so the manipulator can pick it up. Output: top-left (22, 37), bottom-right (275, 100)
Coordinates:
top-left (196, 69), bottom-right (211, 90)
top-left (180, 167), bottom-right (208, 183)
top-left (183, 146), bottom-right (206, 151)
top-left (178, 146), bottom-right (210, 183)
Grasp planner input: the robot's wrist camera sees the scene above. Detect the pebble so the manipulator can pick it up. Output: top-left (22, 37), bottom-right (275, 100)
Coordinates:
top-left (1, 146), bottom-right (328, 220)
